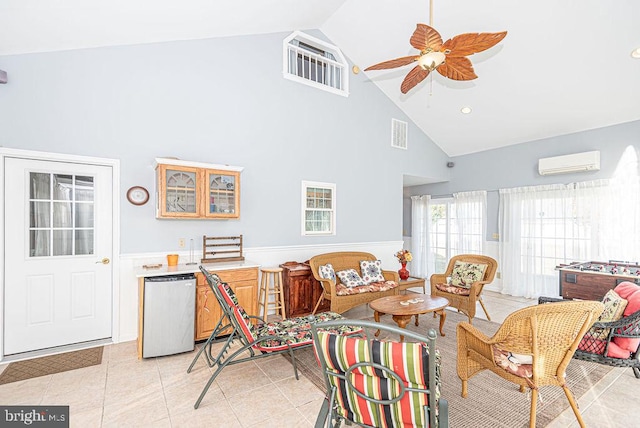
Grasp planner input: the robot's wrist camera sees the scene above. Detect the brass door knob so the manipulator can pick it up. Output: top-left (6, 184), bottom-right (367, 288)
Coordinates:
top-left (96, 257), bottom-right (110, 265)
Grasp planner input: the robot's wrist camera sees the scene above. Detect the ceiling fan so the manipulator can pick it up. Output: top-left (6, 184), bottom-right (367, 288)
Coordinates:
top-left (365, 3), bottom-right (507, 94)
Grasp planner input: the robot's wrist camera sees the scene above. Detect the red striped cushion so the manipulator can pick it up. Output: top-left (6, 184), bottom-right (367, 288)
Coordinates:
top-left (314, 332), bottom-right (433, 427)
top-left (218, 282), bottom-right (257, 341)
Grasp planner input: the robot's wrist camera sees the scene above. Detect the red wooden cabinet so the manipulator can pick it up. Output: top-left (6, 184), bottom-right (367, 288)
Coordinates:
top-left (280, 261), bottom-right (330, 317)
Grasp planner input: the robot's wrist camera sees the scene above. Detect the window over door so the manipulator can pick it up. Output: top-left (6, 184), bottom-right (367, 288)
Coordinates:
top-left (283, 31), bottom-right (349, 97)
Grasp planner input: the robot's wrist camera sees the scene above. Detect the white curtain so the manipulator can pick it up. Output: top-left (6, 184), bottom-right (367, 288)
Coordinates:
top-left (411, 195), bottom-right (433, 278)
top-left (499, 184), bottom-right (566, 298)
top-left (497, 179), bottom-right (638, 298)
top-left (598, 146), bottom-right (640, 261)
top-left (452, 190), bottom-right (486, 254)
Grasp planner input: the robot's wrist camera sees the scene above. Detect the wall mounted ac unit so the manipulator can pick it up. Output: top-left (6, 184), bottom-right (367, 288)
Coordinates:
top-left (538, 151), bottom-right (600, 176)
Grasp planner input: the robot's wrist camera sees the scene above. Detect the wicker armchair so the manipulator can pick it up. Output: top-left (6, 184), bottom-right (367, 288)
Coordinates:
top-left (430, 254), bottom-right (497, 323)
top-left (539, 296), bottom-right (640, 379)
top-left (309, 251), bottom-right (399, 314)
top-left (457, 300), bottom-right (604, 428)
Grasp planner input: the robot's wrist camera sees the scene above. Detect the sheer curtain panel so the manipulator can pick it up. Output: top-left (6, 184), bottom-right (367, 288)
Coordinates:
top-left (411, 195), bottom-right (432, 278)
top-left (452, 190), bottom-right (486, 254)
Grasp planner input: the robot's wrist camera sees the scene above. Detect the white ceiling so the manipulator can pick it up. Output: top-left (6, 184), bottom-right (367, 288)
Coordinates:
top-left (1, 0), bottom-right (639, 156)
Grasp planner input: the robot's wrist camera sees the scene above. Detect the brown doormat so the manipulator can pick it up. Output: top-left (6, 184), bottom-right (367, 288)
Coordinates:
top-left (289, 310), bottom-right (613, 428)
top-left (0, 347), bottom-right (103, 385)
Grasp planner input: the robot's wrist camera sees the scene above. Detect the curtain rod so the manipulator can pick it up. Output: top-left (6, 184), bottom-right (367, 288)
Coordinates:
top-left (429, 189), bottom-right (500, 199)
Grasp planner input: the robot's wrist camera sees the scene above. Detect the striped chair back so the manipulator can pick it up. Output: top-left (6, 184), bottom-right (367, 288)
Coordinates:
top-left (311, 320), bottom-right (448, 428)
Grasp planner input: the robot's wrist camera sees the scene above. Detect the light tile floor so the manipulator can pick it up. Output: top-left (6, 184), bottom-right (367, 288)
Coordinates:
top-left (0, 290), bottom-right (638, 427)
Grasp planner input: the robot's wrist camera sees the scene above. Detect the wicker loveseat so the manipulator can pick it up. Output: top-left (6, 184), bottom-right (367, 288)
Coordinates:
top-left (309, 251), bottom-right (399, 314)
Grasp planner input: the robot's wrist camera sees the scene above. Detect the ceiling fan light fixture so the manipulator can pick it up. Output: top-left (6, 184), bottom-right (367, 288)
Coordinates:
top-left (418, 51), bottom-right (445, 71)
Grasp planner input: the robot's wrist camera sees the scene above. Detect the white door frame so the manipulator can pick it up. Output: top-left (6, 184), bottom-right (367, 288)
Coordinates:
top-left (0, 147), bottom-right (121, 361)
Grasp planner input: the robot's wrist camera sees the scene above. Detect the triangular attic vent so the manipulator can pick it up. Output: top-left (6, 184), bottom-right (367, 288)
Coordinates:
top-left (391, 119), bottom-right (408, 149)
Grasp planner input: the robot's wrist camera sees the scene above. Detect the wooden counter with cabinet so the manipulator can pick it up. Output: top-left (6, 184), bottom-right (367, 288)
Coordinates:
top-left (194, 266), bottom-right (258, 340)
top-left (135, 262), bottom-right (259, 359)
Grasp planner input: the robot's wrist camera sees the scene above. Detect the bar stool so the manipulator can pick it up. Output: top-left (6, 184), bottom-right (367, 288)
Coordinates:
top-left (258, 267), bottom-right (286, 320)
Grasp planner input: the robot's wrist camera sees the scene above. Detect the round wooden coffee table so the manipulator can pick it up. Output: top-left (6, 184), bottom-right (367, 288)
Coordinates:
top-left (369, 294), bottom-right (449, 341)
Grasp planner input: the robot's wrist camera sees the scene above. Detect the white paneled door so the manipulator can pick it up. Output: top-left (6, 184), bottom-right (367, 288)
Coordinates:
top-left (3, 157), bottom-right (113, 355)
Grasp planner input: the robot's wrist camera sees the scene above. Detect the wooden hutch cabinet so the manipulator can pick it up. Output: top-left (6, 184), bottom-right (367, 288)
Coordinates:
top-left (195, 266), bottom-right (258, 341)
top-left (280, 261), bottom-right (330, 318)
top-left (155, 158), bottom-right (242, 219)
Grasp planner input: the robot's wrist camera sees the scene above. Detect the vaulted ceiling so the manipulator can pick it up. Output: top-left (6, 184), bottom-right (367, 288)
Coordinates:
top-left (1, 0), bottom-right (639, 156)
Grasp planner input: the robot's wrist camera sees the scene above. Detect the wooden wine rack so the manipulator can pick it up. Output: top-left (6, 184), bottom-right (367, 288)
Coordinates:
top-left (201, 235), bottom-right (244, 263)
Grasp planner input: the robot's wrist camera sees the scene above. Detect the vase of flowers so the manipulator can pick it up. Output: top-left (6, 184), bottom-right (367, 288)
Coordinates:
top-left (394, 249), bottom-right (412, 280)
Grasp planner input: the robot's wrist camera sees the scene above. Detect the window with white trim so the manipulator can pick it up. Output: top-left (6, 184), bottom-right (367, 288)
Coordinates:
top-left (302, 181), bottom-right (336, 236)
top-left (283, 31), bottom-right (349, 97)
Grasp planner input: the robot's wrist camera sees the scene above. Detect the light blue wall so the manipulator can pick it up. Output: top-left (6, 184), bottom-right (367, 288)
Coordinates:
top-left (0, 31), bottom-right (450, 253)
top-left (404, 120), bottom-right (640, 239)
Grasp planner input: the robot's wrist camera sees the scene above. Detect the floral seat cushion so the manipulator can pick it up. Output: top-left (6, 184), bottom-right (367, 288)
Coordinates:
top-left (493, 346), bottom-right (533, 380)
top-left (254, 312), bottom-right (361, 351)
top-left (435, 282), bottom-right (471, 296)
top-left (217, 282), bottom-right (361, 352)
top-left (335, 280), bottom-right (398, 296)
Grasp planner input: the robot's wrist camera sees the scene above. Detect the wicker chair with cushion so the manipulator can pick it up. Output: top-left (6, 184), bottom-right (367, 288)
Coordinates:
top-left (311, 319), bottom-right (449, 428)
top-left (539, 281), bottom-right (640, 379)
top-left (429, 254), bottom-right (497, 323)
top-left (457, 300), bottom-right (604, 428)
top-left (309, 251), bottom-right (399, 314)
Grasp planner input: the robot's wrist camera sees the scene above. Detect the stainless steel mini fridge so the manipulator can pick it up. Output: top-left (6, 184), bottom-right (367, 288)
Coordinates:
top-left (143, 273), bottom-right (196, 358)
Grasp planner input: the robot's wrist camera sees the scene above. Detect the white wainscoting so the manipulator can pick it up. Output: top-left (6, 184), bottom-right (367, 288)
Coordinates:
top-left (118, 240), bottom-right (403, 343)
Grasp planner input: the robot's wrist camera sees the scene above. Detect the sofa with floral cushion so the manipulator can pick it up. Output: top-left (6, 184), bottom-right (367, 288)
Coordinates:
top-left (308, 251), bottom-right (400, 314)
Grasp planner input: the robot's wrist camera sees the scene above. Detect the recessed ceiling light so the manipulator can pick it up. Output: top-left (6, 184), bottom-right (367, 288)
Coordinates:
top-left (632, 48), bottom-right (640, 59)
top-left (460, 106), bottom-right (472, 114)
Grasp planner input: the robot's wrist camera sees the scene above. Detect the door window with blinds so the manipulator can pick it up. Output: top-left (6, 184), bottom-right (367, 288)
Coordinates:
top-left (302, 181), bottom-right (336, 236)
top-left (29, 172), bottom-right (95, 256)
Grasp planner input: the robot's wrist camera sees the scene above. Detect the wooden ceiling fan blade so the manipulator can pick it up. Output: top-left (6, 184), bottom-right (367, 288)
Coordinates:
top-left (436, 56), bottom-right (477, 81)
top-left (401, 65), bottom-right (430, 93)
top-left (442, 31), bottom-right (507, 57)
top-left (410, 24), bottom-right (443, 51)
top-left (365, 55), bottom-right (418, 71)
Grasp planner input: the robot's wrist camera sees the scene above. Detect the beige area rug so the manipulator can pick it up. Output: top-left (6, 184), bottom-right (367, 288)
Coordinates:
top-left (0, 347), bottom-right (103, 385)
top-left (289, 311), bottom-right (612, 428)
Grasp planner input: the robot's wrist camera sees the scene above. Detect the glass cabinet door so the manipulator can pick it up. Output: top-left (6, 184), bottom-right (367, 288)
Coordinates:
top-left (205, 169), bottom-right (240, 218)
top-left (158, 165), bottom-right (200, 217)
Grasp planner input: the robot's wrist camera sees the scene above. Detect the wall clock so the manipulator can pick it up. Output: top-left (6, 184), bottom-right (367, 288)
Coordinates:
top-left (126, 186), bottom-right (149, 206)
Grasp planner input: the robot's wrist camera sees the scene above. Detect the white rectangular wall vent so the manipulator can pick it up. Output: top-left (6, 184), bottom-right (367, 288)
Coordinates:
top-left (391, 119), bottom-right (408, 149)
top-left (538, 150), bottom-right (601, 176)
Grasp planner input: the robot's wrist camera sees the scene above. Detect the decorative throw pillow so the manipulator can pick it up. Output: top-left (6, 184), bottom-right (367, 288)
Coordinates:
top-left (336, 269), bottom-right (366, 288)
top-left (450, 261), bottom-right (488, 289)
top-left (318, 263), bottom-right (336, 282)
top-left (612, 283), bottom-right (640, 352)
top-left (590, 289), bottom-right (628, 340)
top-left (359, 260), bottom-right (385, 284)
